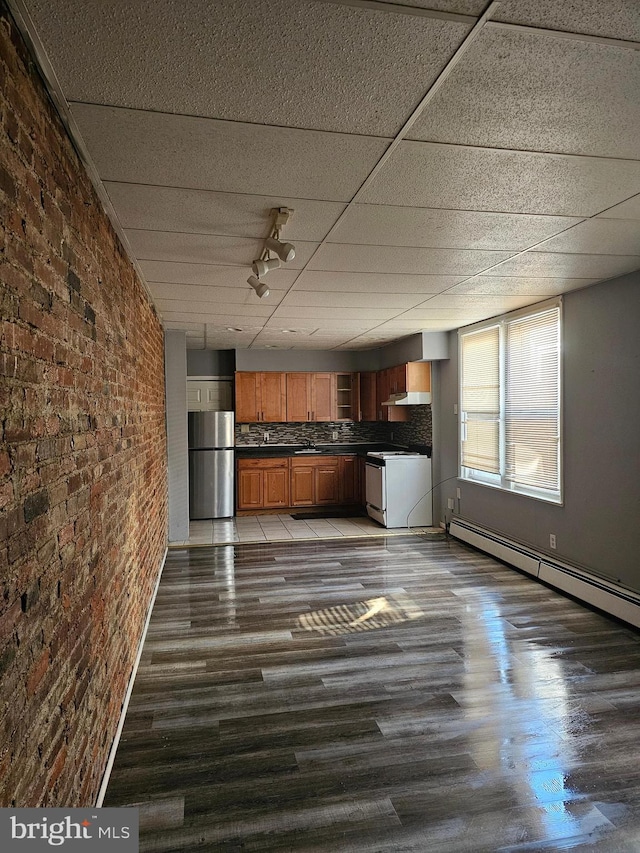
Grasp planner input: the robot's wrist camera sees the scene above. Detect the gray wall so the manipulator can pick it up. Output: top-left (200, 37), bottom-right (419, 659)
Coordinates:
top-left (187, 348), bottom-right (235, 376)
top-left (234, 332), bottom-right (449, 372)
top-left (434, 272), bottom-right (640, 592)
top-left (164, 331), bottom-right (189, 541)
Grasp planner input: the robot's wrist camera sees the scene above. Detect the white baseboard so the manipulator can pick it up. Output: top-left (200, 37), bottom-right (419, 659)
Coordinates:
top-left (450, 519), bottom-right (640, 630)
top-left (95, 546), bottom-right (168, 807)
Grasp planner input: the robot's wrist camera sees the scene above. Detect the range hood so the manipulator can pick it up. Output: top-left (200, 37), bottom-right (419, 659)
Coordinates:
top-left (382, 392), bottom-right (432, 406)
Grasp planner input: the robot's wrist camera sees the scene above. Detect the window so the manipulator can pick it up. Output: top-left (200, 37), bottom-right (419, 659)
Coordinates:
top-left (459, 300), bottom-right (562, 503)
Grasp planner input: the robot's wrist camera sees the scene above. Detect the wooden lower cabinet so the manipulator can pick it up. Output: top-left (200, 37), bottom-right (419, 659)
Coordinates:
top-left (339, 455), bottom-right (360, 504)
top-left (237, 458), bottom-right (289, 510)
top-left (238, 455), bottom-right (362, 511)
top-left (290, 457), bottom-right (340, 507)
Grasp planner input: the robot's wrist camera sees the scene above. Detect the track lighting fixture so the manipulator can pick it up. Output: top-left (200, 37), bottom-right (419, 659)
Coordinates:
top-left (265, 236), bottom-right (296, 263)
top-left (248, 207), bottom-right (295, 297)
top-left (248, 275), bottom-right (270, 299)
top-left (252, 257), bottom-right (281, 278)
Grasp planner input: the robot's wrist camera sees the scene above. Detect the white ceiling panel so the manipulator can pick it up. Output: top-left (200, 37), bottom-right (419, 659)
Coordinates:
top-left (490, 252), bottom-right (640, 280)
top-left (71, 104), bottom-right (389, 202)
top-left (597, 194), bottom-right (640, 221)
top-left (140, 262), bottom-right (298, 291)
top-left (536, 219), bottom-right (640, 256)
top-left (493, 0), bottom-right (640, 42)
top-left (279, 291), bottom-right (425, 309)
top-left (104, 184), bottom-right (346, 241)
top-left (448, 276), bottom-right (600, 296)
top-left (293, 271), bottom-right (463, 294)
top-left (329, 205), bottom-right (582, 250)
top-left (31, 0), bottom-right (470, 136)
top-left (268, 307), bottom-right (397, 320)
top-left (17, 0), bottom-right (640, 352)
top-left (409, 28), bottom-right (640, 158)
top-left (125, 230), bottom-right (318, 269)
top-left (150, 284), bottom-right (285, 307)
top-left (359, 141), bottom-right (640, 216)
top-left (308, 244), bottom-right (513, 275)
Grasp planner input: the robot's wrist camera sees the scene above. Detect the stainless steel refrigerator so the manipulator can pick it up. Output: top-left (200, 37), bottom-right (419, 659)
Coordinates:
top-left (188, 411), bottom-right (234, 519)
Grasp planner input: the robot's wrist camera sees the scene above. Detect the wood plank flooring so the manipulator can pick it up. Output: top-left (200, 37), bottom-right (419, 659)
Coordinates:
top-left (104, 535), bottom-right (640, 851)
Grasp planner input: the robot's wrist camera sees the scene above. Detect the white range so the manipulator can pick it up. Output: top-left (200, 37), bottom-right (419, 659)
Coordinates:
top-left (365, 451), bottom-right (432, 529)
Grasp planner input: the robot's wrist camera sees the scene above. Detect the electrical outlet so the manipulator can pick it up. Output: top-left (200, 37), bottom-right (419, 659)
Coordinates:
top-left (263, 431), bottom-right (269, 443)
top-left (453, 403), bottom-right (458, 415)
top-left (549, 533), bottom-right (557, 550)
top-left (456, 488), bottom-right (461, 499)
top-left (332, 430), bottom-right (338, 440)
top-left (447, 498), bottom-right (455, 510)
top-left (240, 423), bottom-right (250, 434)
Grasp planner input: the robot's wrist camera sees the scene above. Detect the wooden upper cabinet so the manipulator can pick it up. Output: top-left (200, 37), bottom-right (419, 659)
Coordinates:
top-left (312, 373), bottom-right (335, 421)
top-left (376, 367), bottom-right (408, 423)
top-left (286, 373), bottom-right (311, 422)
top-left (286, 373), bottom-right (335, 422)
top-left (406, 362), bottom-right (431, 393)
top-left (235, 372), bottom-right (286, 422)
top-left (359, 372), bottom-right (377, 422)
top-left (235, 372), bottom-right (260, 422)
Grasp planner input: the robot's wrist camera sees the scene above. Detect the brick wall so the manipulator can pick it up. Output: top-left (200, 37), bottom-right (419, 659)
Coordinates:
top-left (0, 4), bottom-right (168, 807)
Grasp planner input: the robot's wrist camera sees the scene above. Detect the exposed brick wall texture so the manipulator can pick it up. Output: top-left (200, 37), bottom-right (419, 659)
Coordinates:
top-left (0, 6), bottom-right (168, 807)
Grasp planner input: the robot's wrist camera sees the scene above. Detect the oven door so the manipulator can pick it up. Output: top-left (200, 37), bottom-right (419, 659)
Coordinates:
top-left (365, 461), bottom-right (386, 526)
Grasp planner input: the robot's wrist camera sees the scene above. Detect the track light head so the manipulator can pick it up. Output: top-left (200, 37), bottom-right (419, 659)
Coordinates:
top-left (248, 275), bottom-right (270, 298)
top-left (252, 257), bottom-right (281, 278)
top-left (265, 236), bottom-right (296, 263)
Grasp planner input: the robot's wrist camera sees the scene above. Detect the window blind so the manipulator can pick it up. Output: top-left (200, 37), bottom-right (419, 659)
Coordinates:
top-left (459, 300), bottom-right (562, 503)
top-left (505, 307), bottom-right (560, 493)
top-left (460, 325), bottom-right (500, 474)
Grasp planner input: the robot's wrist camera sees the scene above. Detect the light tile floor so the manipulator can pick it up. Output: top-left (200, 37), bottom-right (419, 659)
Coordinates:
top-left (171, 513), bottom-right (431, 547)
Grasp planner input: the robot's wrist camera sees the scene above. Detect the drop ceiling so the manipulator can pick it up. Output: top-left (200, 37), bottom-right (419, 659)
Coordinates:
top-left (13, 0), bottom-right (640, 350)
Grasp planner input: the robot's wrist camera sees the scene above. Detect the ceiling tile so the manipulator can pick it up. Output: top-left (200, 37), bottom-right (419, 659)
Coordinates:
top-left (409, 28), bottom-right (640, 159)
top-left (293, 271), bottom-right (462, 294)
top-left (104, 183), bottom-right (346, 241)
top-left (308, 243), bottom-right (513, 275)
top-left (493, 0), bottom-right (640, 42)
top-left (280, 291), bottom-right (425, 309)
top-left (597, 194), bottom-right (640, 221)
top-left (269, 306), bottom-right (396, 320)
top-left (149, 283), bottom-right (285, 306)
top-left (402, 295), bottom-right (542, 315)
top-left (126, 229), bottom-right (318, 268)
top-left (490, 252), bottom-right (640, 279)
top-left (448, 276), bottom-right (599, 295)
top-left (373, 1), bottom-right (485, 13)
top-left (374, 319), bottom-right (462, 330)
top-left (360, 140), bottom-right (640, 216)
top-left (32, 0), bottom-right (470, 136)
top-left (140, 262), bottom-right (298, 290)
top-left (161, 311), bottom-right (278, 325)
top-left (330, 204), bottom-right (582, 250)
top-left (536, 219), bottom-right (640, 255)
top-left (71, 104), bottom-right (389, 202)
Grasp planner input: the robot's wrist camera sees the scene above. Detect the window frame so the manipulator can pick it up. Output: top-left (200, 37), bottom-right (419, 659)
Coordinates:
top-left (458, 298), bottom-right (563, 505)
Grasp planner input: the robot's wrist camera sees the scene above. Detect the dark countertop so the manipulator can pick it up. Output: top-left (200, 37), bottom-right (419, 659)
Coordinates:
top-left (235, 443), bottom-right (431, 459)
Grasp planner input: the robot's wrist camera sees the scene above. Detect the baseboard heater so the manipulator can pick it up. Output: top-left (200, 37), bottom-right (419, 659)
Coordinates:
top-left (449, 518), bottom-right (640, 630)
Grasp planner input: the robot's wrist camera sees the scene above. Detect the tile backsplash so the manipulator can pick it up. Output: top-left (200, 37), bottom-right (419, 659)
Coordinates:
top-left (235, 406), bottom-right (432, 447)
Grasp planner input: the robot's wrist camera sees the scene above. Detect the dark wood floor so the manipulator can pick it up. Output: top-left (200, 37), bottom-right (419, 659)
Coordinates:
top-left (104, 535), bottom-right (640, 852)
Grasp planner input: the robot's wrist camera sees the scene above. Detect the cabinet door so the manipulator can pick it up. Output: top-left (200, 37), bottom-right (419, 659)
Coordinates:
top-left (406, 361), bottom-right (431, 392)
top-left (286, 373), bottom-right (311, 422)
top-left (235, 372), bottom-right (259, 422)
top-left (315, 464), bottom-right (340, 504)
top-left (290, 466), bottom-right (315, 506)
top-left (237, 469), bottom-right (262, 510)
top-left (376, 369), bottom-right (390, 421)
top-left (260, 372), bottom-right (287, 422)
top-left (339, 455), bottom-right (359, 504)
top-left (312, 373), bottom-right (335, 421)
top-left (263, 468), bottom-right (289, 508)
top-left (359, 372), bottom-right (377, 422)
